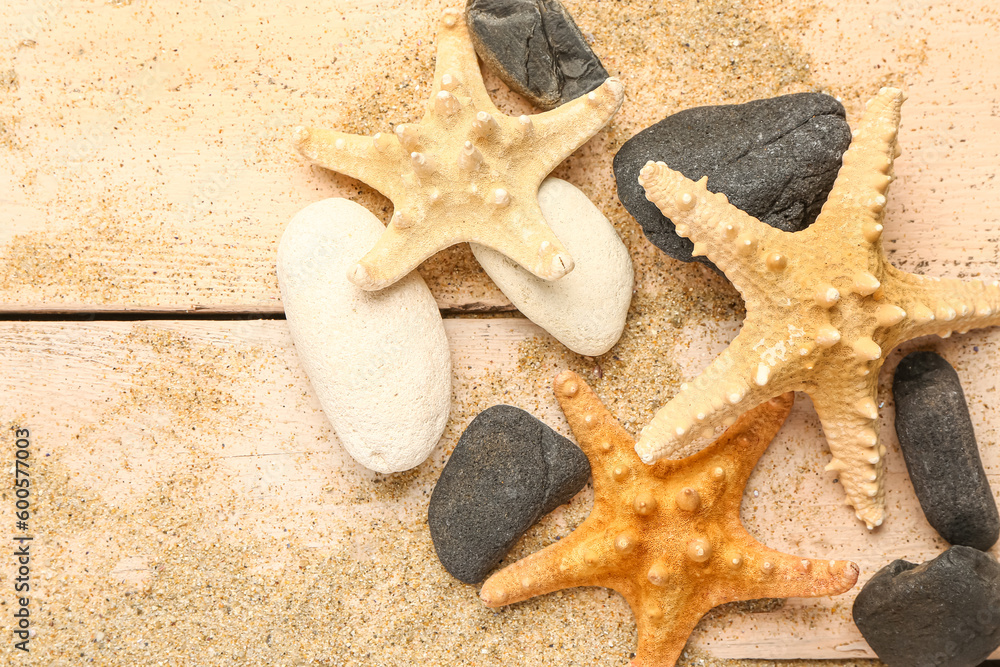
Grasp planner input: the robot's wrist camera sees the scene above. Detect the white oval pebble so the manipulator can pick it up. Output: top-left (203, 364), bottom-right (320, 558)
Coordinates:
top-left (471, 178), bottom-right (633, 356)
top-left (277, 198), bottom-right (451, 473)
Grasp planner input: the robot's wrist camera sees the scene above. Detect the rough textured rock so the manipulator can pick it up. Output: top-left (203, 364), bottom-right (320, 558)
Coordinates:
top-left (853, 546), bottom-right (1000, 667)
top-left (277, 198), bottom-right (451, 474)
top-left (466, 0), bottom-right (609, 110)
top-left (471, 178), bottom-right (633, 356)
top-left (614, 92), bottom-right (852, 264)
top-left (893, 351), bottom-right (1000, 551)
top-left (428, 405), bottom-right (591, 584)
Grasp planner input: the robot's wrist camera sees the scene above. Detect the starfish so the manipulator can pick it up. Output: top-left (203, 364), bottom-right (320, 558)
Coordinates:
top-left (480, 371), bottom-right (859, 667)
top-left (293, 8), bottom-right (625, 291)
top-left (634, 87), bottom-right (1000, 529)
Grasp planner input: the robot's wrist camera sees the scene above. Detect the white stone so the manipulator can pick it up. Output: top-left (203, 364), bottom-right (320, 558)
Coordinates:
top-left (277, 198), bottom-right (451, 473)
top-left (471, 178), bottom-right (633, 356)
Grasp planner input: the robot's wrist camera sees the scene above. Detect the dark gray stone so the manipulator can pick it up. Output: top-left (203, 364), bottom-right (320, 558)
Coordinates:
top-left (893, 351), bottom-right (1000, 551)
top-left (613, 93), bottom-right (852, 265)
top-left (853, 546), bottom-right (1000, 667)
top-left (466, 0), bottom-right (609, 110)
top-left (428, 405), bottom-right (591, 584)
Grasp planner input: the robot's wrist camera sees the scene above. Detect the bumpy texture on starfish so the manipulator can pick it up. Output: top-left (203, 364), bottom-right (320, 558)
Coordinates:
top-left (294, 8), bottom-right (625, 291)
top-left (635, 87), bottom-right (1000, 529)
top-left (481, 372), bottom-right (858, 667)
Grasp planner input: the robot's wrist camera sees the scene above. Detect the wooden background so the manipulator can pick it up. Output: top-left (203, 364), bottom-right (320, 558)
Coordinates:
top-left (2, 0), bottom-right (999, 664)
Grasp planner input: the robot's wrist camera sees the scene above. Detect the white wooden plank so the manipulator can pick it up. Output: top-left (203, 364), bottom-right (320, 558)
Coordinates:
top-left (799, 0), bottom-right (1000, 283)
top-left (2, 0), bottom-right (998, 314)
top-left (2, 318), bottom-right (999, 663)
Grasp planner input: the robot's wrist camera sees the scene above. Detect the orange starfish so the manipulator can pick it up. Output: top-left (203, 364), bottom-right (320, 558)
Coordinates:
top-left (480, 372), bottom-right (858, 667)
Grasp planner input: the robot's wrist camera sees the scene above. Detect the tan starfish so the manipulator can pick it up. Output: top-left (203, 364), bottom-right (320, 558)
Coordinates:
top-left (480, 371), bottom-right (859, 667)
top-left (635, 87), bottom-right (1000, 529)
top-left (293, 8), bottom-right (624, 291)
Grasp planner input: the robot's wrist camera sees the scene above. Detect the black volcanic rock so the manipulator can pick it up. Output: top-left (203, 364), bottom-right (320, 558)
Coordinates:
top-left (893, 351), bottom-right (999, 551)
top-left (853, 546), bottom-right (1000, 667)
top-left (613, 92), bottom-right (852, 264)
top-left (466, 0), bottom-right (609, 110)
top-left (428, 405), bottom-right (591, 584)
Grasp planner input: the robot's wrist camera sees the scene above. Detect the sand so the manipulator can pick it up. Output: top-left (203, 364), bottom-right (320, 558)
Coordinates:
top-left (3, 0), bottom-right (1000, 664)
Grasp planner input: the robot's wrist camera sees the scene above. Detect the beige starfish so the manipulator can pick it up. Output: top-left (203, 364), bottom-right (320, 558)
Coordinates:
top-left (293, 8), bottom-right (624, 291)
top-left (481, 372), bottom-right (859, 667)
top-left (635, 87), bottom-right (1000, 529)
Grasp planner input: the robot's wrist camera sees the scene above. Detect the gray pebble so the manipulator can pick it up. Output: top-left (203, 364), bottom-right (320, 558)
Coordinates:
top-left (466, 0), bottom-right (609, 110)
top-left (853, 546), bottom-right (1000, 667)
top-left (893, 351), bottom-right (999, 551)
top-left (613, 93), bottom-right (851, 265)
top-left (428, 405), bottom-right (591, 584)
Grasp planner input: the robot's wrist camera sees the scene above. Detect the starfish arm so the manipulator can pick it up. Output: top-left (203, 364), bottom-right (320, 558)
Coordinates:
top-left (635, 320), bottom-right (800, 464)
top-left (637, 162), bottom-right (783, 296)
top-left (430, 10), bottom-right (496, 112)
top-left (553, 370), bottom-right (632, 472)
top-left (630, 601), bottom-right (705, 667)
top-left (351, 196), bottom-right (577, 290)
top-left (694, 393), bottom-right (795, 495)
top-left (348, 212), bottom-right (464, 290)
top-left (293, 127), bottom-right (405, 202)
top-left (883, 264), bottom-right (1000, 344)
top-left (468, 198), bottom-right (575, 282)
top-left (527, 78), bottom-right (625, 177)
top-left (813, 87), bottom-right (903, 237)
top-left (732, 533), bottom-right (860, 601)
top-left (479, 521), bottom-right (603, 607)
top-left (349, 186), bottom-right (579, 289)
top-left (809, 377), bottom-right (887, 529)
